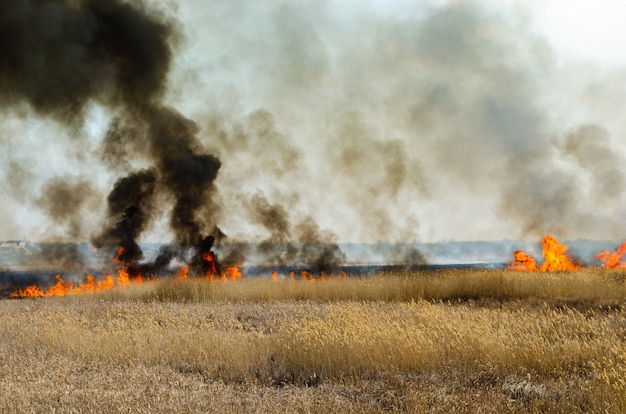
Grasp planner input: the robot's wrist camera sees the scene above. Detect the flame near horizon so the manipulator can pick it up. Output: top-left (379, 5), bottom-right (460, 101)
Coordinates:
top-left (3, 1), bottom-right (626, 278)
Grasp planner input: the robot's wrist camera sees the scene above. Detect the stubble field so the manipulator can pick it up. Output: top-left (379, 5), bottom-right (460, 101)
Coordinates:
top-left (1, 269), bottom-right (625, 413)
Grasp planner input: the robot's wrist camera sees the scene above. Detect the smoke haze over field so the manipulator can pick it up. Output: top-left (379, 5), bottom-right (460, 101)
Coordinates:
top-left (2, 0), bottom-right (626, 256)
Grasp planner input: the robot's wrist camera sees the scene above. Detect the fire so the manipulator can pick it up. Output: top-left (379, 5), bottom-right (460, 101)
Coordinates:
top-left (596, 241), bottom-right (626, 269)
top-left (174, 265), bottom-right (189, 281)
top-left (9, 264), bottom-right (350, 298)
top-left (10, 245), bottom-right (150, 298)
top-left (508, 234), bottom-right (581, 272)
top-left (507, 250), bottom-right (539, 271)
top-left (113, 246), bottom-right (125, 262)
top-left (9, 267), bottom-right (146, 298)
top-left (224, 266), bottom-right (242, 281)
top-left (203, 251), bottom-right (217, 277)
top-left (538, 234), bottom-right (581, 271)
top-left (117, 267), bottom-right (131, 286)
top-left (78, 276), bottom-right (96, 293)
top-left (10, 243), bottom-right (353, 298)
top-left (10, 284), bottom-right (45, 298)
top-left (46, 275), bottom-right (74, 296)
top-left (271, 271), bottom-right (280, 282)
top-left (172, 264), bottom-right (241, 282)
top-left (300, 269), bottom-right (314, 282)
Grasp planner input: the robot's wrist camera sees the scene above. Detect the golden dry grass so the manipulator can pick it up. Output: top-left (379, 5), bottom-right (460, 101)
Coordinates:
top-left (147, 268), bottom-right (626, 305)
top-left (0, 269), bottom-right (625, 413)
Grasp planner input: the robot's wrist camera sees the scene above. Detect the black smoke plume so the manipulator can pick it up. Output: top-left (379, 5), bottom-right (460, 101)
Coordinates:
top-left (92, 168), bottom-right (157, 264)
top-left (0, 0), bottom-right (222, 275)
top-left (247, 193), bottom-right (345, 274)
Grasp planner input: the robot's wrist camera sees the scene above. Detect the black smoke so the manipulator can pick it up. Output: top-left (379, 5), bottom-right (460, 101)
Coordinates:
top-left (0, 0), bottom-right (174, 120)
top-left (92, 168), bottom-right (157, 264)
top-left (0, 0), bottom-right (223, 275)
top-left (246, 193), bottom-right (345, 274)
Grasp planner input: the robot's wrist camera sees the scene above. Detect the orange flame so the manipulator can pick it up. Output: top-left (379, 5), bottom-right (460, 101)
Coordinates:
top-left (539, 234), bottom-right (581, 271)
top-left (224, 265), bottom-right (242, 281)
top-left (117, 267), bottom-right (130, 286)
top-left (203, 252), bottom-right (217, 277)
top-left (508, 234), bottom-right (581, 272)
top-left (180, 263), bottom-right (241, 282)
top-left (596, 241), bottom-right (626, 269)
top-left (113, 246), bottom-right (125, 262)
top-left (10, 246), bottom-right (150, 298)
top-left (507, 250), bottom-right (539, 271)
top-left (9, 265), bottom-right (353, 298)
top-left (300, 269), bottom-right (313, 281)
top-left (11, 241), bottom-right (356, 298)
top-left (9, 268), bottom-right (147, 298)
top-left (10, 284), bottom-right (45, 298)
top-left (174, 265), bottom-right (189, 281)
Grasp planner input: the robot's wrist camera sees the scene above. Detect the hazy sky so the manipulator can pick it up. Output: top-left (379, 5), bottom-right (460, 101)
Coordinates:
top-left (3, 0), bottom-right (626, 244)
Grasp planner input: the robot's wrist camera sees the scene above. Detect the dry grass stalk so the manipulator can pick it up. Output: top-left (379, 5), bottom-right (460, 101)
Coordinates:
top-left (0, 269), bottom-right (624, 413)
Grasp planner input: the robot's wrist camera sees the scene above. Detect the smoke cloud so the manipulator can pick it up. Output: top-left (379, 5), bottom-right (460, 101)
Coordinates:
top-left (1, 0), bottom-right (626, 275)
top-left (37, 177), bottom-right (98, 240)
top-left (0, 0), bottom-right (225, 273)
top-left (244, 193), bottom-right (345, 271)
top-left (179, 1), bottom-right (626, 243)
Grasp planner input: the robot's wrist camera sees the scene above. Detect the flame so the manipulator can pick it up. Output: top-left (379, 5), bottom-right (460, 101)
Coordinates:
top-left (300, 269), bottom-right (313, 282)
top-left (596, 241), bottom-right (626, 269)
top-left (174, 265), bottom-right (189, 281)
top-left (10, 284), bottom-right (45, 298)
top-left (10, 246), bottom-right (149, 298)
top-left (10, 242), bottom-right (354, 298)
top-left (508, 234), bottom-right (581, 272)
top-left (224, 265), bottom-right (242, 281)
top-left (9, 265), bottom-right (352, 298)
top-left (113, 246), bottom-right (125, 262)
top-left (539, 234), bottom-right (581, 271)
top-left (507, 250), bottom-right (539, 271)
top-left (78, 276), bottom-right (96, 293)
top-left (47, 275), bottom-right (74, 296)
top-left (117, 267), bottom-right (130, 286)
top-left (203, 252), bottom-right (217, 277)
top-left (183, 263), bottom-right (241, 282)
top-left (9, 268), bottom-right (147, 298)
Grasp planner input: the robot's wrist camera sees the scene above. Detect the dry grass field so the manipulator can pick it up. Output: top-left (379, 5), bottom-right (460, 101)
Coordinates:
top-left (1, 269), bottom-right (625, 413)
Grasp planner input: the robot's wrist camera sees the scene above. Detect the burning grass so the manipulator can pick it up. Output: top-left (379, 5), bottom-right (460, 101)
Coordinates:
top-left (1, 268), bottom-right (625, 412)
